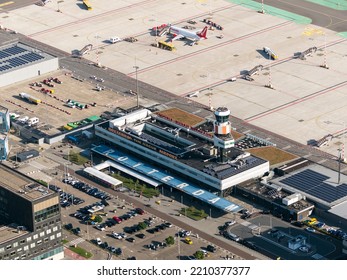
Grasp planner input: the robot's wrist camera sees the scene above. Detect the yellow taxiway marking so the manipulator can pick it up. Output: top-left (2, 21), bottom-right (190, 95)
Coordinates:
top-left (302, 27), bottom-right (325, 36)
top-left (0, 1), bottom-right (14, 8)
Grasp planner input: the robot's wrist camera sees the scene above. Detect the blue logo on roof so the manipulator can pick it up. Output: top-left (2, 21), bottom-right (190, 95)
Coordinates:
top-left (92, 145), bottom-right (242, 213)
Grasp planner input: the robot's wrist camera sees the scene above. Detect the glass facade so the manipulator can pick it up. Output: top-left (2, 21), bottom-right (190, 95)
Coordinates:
top-left (32, 246), bottom-right (63, 260)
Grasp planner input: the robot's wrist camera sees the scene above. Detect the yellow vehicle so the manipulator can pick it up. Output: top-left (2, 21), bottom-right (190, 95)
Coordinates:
top-left (185, 237), bottom-right (193, 245)
top-left (83, 0), bottom-right (92, 10)
top-left (308, 218), bottom-right (317, 225)
top-left (155, 200), bottom-right (161, 205)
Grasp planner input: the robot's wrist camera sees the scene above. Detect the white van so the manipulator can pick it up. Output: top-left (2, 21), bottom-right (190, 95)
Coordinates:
top-left (28, 117), bottom-right (39, 126)
top-left (109, 37), bottom-right (122, 44)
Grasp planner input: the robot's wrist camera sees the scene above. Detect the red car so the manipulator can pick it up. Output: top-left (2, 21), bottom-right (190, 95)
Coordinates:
top-left (135, 208), bottom-right (145, 215)
top-left (112, 216), bottom-right (122, 223)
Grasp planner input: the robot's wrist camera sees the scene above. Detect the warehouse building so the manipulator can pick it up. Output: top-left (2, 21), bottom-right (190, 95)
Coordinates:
top-left (0, 43), bottom-right (59, 87)
top-left (16, 149), bottom-right (40, 162)
top-left (0, 164), bottom-right (63, 260)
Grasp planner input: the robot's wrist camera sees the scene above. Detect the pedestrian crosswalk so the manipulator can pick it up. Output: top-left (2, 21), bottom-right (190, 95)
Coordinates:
top-left (68, 237), bottom-right (85, 247)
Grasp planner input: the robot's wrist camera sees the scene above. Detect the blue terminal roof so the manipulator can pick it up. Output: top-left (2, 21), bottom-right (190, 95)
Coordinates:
top-left (92, 145), bottom-right (243, 213)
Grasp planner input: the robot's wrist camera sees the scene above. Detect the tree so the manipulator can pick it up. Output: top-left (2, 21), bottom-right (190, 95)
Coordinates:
top-left (165, 236), bottom-right (175, 246)
top-left (94, 215), bottom-right (103, 223)
top-left (138, 222), bottom-right (148, 230)
top-left (194, 250), bottom-right (205, 260)
top-left (199, 209), bottom-right (206, 217)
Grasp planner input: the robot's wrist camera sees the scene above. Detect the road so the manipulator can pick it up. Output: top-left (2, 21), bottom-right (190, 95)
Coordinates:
top-left (253, 0), bottom-right (347, 32)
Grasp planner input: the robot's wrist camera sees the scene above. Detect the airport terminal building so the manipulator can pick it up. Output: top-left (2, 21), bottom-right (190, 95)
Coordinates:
top-left (94, 107), bottom-right (269, 213)
top-left (0, 164), bottom-right (63, 260)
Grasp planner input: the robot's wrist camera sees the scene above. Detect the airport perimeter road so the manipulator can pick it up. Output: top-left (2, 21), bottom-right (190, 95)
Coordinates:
top-left (57, 166), bottom-right (263, 260)
top-left (253, 0), bottom-right (347, 31)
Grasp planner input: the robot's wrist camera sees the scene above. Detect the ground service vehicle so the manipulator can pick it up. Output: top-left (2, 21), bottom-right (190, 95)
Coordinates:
top-left (83, 0), bottom-right (92, 10)
top-left (19, 92), bottom-right (41, 105)
top-left (263, 47), bottom-right (278, 60)
top-left (109, 37), bottom-right (122, 44)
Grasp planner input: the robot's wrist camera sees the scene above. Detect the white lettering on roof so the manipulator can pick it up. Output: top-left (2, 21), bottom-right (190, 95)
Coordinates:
top-left (161, 176), bottom-right (174, 182)
top-left (147, 169), bottom-right (159, 175)
top-left (117, 156), bottom-right (128, 161)
top-left (176, 183), bottom-right (189, 189)
top-left (192, 190), bottom-right (204, 196)
top-left (133, 163), bottom-right (143, 168)
top-left (208, 197), bottom-right (220, 204)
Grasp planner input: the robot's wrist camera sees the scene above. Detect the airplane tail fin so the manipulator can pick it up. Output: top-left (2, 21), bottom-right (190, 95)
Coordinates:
top-left (197, 26), bottom-right (208, 39)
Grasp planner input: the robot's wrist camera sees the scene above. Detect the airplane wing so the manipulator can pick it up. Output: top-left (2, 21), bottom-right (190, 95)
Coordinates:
top-left (171, 34), bottom-right (184, 41)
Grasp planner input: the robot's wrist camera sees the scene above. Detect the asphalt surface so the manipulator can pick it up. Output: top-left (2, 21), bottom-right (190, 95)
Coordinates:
top-left (253, 0), bottom-right (347, 32)
top-left (2, 0), bottom-right (347, 32)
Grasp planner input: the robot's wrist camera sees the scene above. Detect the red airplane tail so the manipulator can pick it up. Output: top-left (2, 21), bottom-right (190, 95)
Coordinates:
top-left (197, 26), bottom-right (208, 39)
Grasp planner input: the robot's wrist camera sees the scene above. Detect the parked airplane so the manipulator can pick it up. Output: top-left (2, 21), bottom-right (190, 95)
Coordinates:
top-left (169, 25), bottom-right (208, 45)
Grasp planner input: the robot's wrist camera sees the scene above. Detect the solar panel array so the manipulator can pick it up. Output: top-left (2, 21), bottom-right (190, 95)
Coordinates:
top-left (280, 169), bottom-right (347, 203)
top-left (0, 45), bottom-right (45, 73)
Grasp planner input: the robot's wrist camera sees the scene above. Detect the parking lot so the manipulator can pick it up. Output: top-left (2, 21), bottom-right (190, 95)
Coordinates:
top-left (0, 71), bottom-right (136, 136)
top-left (56, 176), bottom-right (234, 260)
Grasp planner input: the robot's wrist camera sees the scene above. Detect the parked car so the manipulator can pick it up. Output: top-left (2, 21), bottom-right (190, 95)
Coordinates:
top-left (184, 237), bottom-right (193, 245)
top-left (227, 233), bottom-right (240, 242)
top-left (135, 208), bottom-right (145, 215)
top-left (136, 233), bottom-right (146, 239)
top-left (305, 227), bottom-right (316, 233)
top-left (112, 232), bottom-right (122, 239)
top-left (96, 224), bottom-right (105, 231)
top-left (112, 216), bottom-right (122, 223)
top-left (126, 237), bottom-right (135, 243)
top-left (65, 223), bottom-right (73, 230)
top-left (206, 245), bottom-right (216, 252)
top-left (225, 220), bottom-right (236, 226)
top-left (96, 238), bottom-right (102, 246)
top-left (292, 221), bottom-right (304, 228)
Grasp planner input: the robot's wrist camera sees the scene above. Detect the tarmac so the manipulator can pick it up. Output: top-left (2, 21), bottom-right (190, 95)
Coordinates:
top-left (1, 0), bottom-right (347, 156)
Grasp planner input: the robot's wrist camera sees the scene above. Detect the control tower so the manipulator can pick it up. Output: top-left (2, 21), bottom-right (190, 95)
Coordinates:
top-left (213, 107), bottom-right (235, 163)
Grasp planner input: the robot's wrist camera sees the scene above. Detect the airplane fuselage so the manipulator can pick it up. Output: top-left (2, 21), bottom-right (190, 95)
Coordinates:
top-left (169, 26), bottom-right (201, 41)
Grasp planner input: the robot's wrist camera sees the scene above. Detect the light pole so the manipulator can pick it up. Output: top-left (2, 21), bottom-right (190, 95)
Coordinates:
top-left (133, 65), bottom-right (139, 107)
top-left (338, 147), bottom-right (342, 184)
